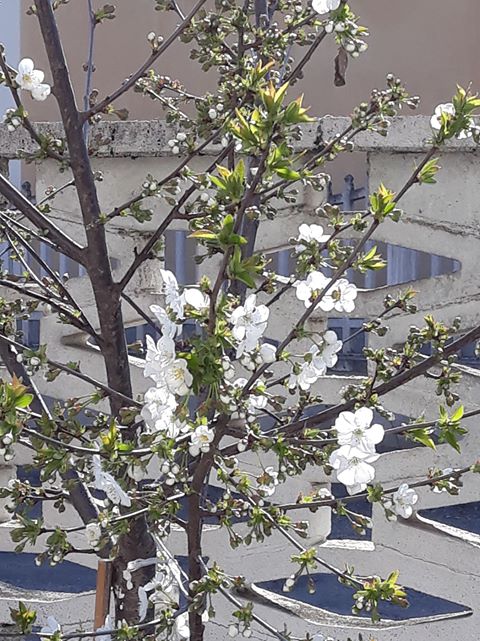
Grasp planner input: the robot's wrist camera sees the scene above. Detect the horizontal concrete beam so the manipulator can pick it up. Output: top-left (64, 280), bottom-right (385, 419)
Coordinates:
top-left (0, 116), bottom-right (477, 159)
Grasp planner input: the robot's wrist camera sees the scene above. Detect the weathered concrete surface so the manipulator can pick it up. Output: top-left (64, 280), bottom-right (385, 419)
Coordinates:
top-left (0, 116), bottom-right (478, 160)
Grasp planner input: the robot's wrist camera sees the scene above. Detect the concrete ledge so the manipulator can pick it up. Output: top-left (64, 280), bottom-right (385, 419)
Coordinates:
top-left (0, 116), bottom-right (478, 159)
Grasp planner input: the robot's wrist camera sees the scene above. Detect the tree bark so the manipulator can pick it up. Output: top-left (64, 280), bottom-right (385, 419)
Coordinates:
top-left (34, 0), bottom-right (156, 624)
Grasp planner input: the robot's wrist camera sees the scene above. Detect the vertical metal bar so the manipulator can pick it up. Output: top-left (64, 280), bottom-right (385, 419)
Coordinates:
top-left (0, 160), bottom-right (9, 210)
top-left (94, 559), bottom-right (112, 629)
top-left (175, 230), bottom-right (187, 284)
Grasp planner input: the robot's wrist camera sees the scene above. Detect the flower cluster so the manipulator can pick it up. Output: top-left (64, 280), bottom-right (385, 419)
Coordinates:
top-left (15, 58), bottom-right (51, 101)
top-left (430, 102), bottom-right (472, 139)
top-left (329, 408), bottom-right (384, 494)
top-left (295, 223), bottom-right (330, 253)
top-left (288, 330), bottom-right (342, 391)
top-left (294, 271), bottom-right (358, 313)
top-left (2, 108), bottom-right (22, 133)
top-left (384, 483), bottom-right (418, 519)
top-left (229, 294), bottom-right (269, 358)
top-left (312, 0), bottom-right (341, 14)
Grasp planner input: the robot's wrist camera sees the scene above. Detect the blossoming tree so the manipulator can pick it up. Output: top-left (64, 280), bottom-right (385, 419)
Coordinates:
top-left (0, 0), bottom-right (479, 640)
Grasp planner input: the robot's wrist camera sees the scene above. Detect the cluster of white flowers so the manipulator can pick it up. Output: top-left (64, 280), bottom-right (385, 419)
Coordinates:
top-left (294, 271), bottom-right (358, 313)
top-left (313, 1), bottom-right (368, 57)
top-left (329, 408), bottom-right (384, 495)
top-left (385, 483), bottom-right (418, 519)
top-left (295, 223), bottom-right (330, 253)
top-left (167, 131), bottom-right (188, 155)
top-left (229, 293), bottom-right (269, 358)
top-left (189, 424), bottom-right (215, 457)
top-left (85, 521), bottom-right (102, 549)
top-left (15, 58), bottom-right (51, 101)
top-left (312, 0), bottom-right (341, 14)
top-left (430, 102), bottom-right (473, 139)
top-left (2, 108), bottom-right (22, 133)
top-left (141, 270), bottom-right (210, 437)
top-left (257, 466), bottom-right (279, 496)
top-left (288, 330), bottom-right (342, 391)
top-left (93, 455), bottom-right (131, 507)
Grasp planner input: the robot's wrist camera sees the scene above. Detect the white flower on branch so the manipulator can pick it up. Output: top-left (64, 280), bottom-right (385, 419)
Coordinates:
top-left (294, 271), bottom-right (330, 308)
top-left (288, 360), bottom-right (321, 391)
top-left (85, 522), bottom-right (102, 549)
top-left (312, 0), bottom-right (341, 15)
top-left (320, 278), bottom-right (358, 313)
top-left (430, 102), bottom-right (472, 138)
top-left (257, 466), bottom-right (279, 496)
top-left (16, 58), bottom-right (45, 90)
top-left (258, 342), bottom-right (277, 364)
top-left (329, 445), bottom-right (379, 495)
top-left (40, 616), bottom-right (61, 637)
top-left (335, 407), bottom-right (384, 454)
top-left (160, 269), bottom-right (184, 318)
top-left (150, 304), bottom-right (181, 338)
top-left (387, 483), bottom-right (419, 519)
top-left (144, 334), bottom-right (176, 379)
top-left (141, 386), bottom-right (179, 436)
top-left (321, 329), bottom-right (343, 368)
top-left (93, 455), bottom-right (132, 507)
top-left (295, 223), bottom-right (330, 252)
top-left (164, 359), bottom-right (193, 396)
top-left (182, 287), bottom-right (209, 311)
top-left (230, 294), bottom-right (269, 357)
top-left (189, 424), bottom-right (214, 456)
top-left (31, 83), bottom-right (51, 102)
top-left (143, 335), bottom-right (192, 396)
top-left (288, 333), bottom-right (342, 390)
top-left (294, 272), bottom-right (357, 313)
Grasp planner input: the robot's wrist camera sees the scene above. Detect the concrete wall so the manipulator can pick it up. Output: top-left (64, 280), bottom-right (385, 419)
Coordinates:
top-left (0, 117), bottom-right (479, 639)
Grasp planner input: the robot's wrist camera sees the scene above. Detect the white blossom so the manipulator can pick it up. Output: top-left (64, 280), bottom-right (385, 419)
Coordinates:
top-left (144, 334), bottom-right (176, 382)
top-left (312, 0), bottom-right (341, 15)
top-left (40, 616), bottom-right (61, 636)
top-left (430, 102), bottom-right (472, 139)
top-left (31, 83), bottom-right (51, 102)
top-left (160, 269), bottom-right (184, 317)
top-left (141, 386), bottom-right (179, 436)
top-left (163, 359), bottom-right (193, 396)
top-left (259, 342), bottom-right (277, 364)
top-left (294, 272), bottom-right (358, 313)
top-left (85, 522), bottom-right (102, 549)
top-left (93, 455), bottom-right (132, 507)
top-left (288, 360), bottom-right (320, 391)
top-left (16, 58), bottom-right (45, 91)
top-left (295, 223), bottom-right (330, 252)
top-left (294, 271), bottom-right (330, 308)
top-left (189, 424), bottom-right (214, 456)
top-left (150, 304), bottom-right (180, 338)
top-left (182, 287), bottom-right (209, 311)
top-left (230, 294), bottom-right (269, 357)
top-left (320, 278), bottom-right (358, 313)
top-left (334, 407), bottom-right (384, 454)
top-left (329, 445), bottom-right (379, 495)
top-left (257, 466), bottom-right (279, 496)
top-left (321, 330), bottom-right (343, 368)
top-left (389, 483), bottom-right (418, 518)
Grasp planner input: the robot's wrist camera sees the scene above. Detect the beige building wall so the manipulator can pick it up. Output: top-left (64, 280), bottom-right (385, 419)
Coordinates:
top-left (20, 0), bottom-right (480, 122)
